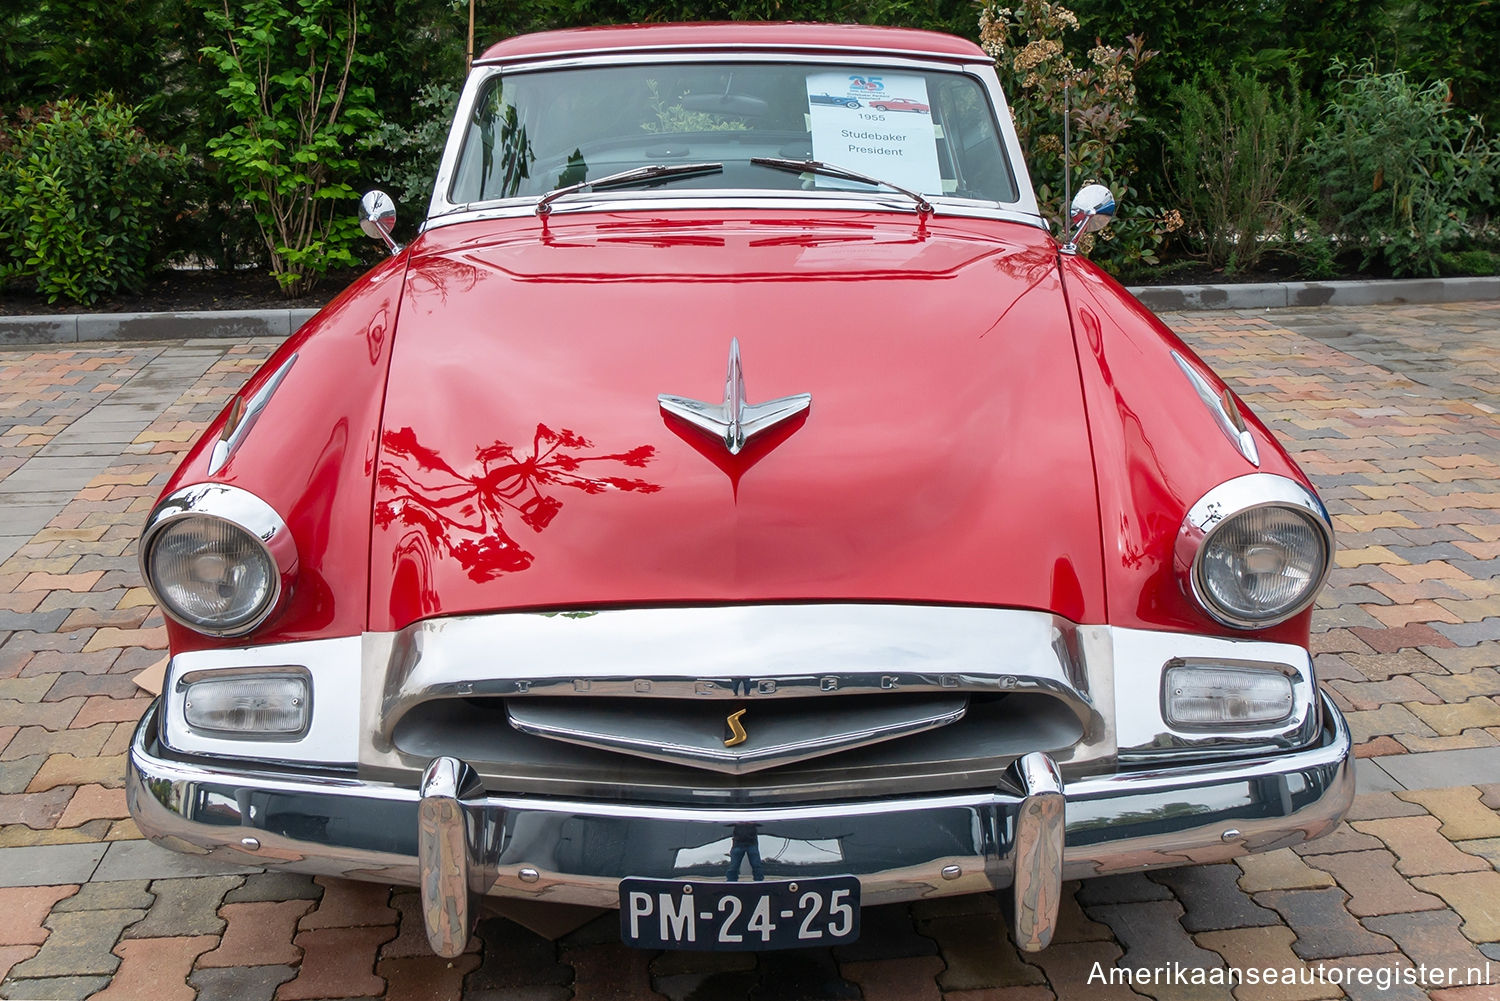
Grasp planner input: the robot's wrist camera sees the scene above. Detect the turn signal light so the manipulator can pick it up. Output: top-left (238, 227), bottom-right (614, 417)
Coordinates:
top-left (1163, 663), bottom-right (1293, 729)
top-left (182, 673), bottom-right (310, 738)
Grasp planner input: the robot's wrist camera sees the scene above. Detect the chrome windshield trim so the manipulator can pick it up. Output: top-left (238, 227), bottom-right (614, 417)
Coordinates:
top-left (422, 194), bottom-right (1049, 234)
top-left (208, 352), bottom-right (298, 476)
top-left (426, 57), bottom-right (1040, 226)
top-left (1171, 350), bottom-right (1259, 467)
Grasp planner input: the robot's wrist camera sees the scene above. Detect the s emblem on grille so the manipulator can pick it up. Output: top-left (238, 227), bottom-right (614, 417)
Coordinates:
top-left (724, 708), bottom-right (748, 747)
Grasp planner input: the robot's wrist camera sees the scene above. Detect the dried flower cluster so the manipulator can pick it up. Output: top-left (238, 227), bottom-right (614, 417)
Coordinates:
top-left (978, 0), bottom-right (1178, 268)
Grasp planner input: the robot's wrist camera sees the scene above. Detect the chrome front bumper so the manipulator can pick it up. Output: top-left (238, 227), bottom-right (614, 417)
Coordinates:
top-left (127, 694), bottom-right (1352, 954)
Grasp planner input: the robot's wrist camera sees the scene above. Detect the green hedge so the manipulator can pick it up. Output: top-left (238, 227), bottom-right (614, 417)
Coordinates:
top-left (0, 97), bottom-right (184, 303)
top-left (2, 0), bottom-right (1496, 299)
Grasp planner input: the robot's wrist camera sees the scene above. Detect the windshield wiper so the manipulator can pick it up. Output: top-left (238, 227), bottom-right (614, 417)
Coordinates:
top-left (749, 157), bottom-right (934, 216)
top-left (535, 162), bottom-right (724, 216)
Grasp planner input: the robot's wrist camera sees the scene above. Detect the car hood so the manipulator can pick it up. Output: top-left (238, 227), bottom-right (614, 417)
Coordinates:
top-left (368, 211), bottom-right (1106, 631)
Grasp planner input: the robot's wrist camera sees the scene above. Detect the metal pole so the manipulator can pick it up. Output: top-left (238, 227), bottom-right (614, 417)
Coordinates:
top-left (1062, 81), bottom-right (1071, 231)
top-left (466, 0), bottom-right (475, 73)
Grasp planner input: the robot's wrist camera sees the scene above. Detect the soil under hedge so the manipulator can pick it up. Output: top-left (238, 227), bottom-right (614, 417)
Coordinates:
top-left (0, 268), bottom-right (366, 316)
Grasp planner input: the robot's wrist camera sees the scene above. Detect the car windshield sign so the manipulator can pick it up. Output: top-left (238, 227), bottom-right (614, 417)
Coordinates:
top-left (803, 71), bottom-right (942, 195)
top-left (446, 61), bottom-right (1018, 209)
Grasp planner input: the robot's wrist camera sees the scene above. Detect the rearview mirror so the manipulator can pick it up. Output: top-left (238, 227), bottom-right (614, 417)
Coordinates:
top-left (1061, 184), bottom-right (1116, 255)
top-left (359, 190), bottom-right (401, 255)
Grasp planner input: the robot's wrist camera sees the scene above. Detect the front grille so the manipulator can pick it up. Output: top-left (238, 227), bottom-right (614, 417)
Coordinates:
top-left (388, 692), bottom-right (1084, 805)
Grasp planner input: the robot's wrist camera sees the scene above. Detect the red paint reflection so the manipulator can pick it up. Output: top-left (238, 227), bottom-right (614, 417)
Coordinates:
top-left (663, 408), bottom-right (809, 496)
top-left (376, 424), bottom-right (661, 581)
top-left (407, 256), bottom-right (483, 304)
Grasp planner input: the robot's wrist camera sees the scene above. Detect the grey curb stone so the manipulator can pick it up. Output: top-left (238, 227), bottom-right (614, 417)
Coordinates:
top-left (1131, 281), bottom-right (1292, 310)
top-left (1128, 276), bottom-right (1500, 312)
top-left (76, 309), bottom-right (295, 342)
top-left (3, 277), bottom-right (1496, 346)
top-left (0, 309), bottom-right (303, 346)
top-left (0, 316), bottom-right (75, 346)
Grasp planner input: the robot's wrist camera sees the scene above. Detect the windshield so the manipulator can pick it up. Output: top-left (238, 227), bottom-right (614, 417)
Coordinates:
top-left (448, 61), bottom-right (1019, 208)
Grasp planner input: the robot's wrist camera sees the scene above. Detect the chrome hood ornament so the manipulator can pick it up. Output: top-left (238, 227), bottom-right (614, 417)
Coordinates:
top-left (659, 339), bottom-right (811, 455)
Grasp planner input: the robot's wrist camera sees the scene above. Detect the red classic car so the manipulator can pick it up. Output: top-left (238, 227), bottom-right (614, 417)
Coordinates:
top-left (127, 22), bottom-right (1352, 957)
top-left (868, 96), bottom-right (931, 113)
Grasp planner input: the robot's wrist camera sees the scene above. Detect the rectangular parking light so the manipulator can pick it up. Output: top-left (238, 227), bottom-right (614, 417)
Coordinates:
top-left (1163, 663), bottom-right (1293, 729)
top-left (182, 672), bottom-right (310, 737)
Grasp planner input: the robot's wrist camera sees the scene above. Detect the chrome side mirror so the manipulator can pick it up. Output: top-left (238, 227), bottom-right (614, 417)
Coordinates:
top-left (359, 190), bottom-right (402, 255)
top-left (1061, 184), bottom-right (1116, 256)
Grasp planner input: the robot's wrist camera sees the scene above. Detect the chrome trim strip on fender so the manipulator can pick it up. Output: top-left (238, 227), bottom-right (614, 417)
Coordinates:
top-left (127, 694), bottom-right (1353, 912)
top-left (208, 353), bottom-right (298, 476)
top-left (1171, 350), bottom-right (1258, 467)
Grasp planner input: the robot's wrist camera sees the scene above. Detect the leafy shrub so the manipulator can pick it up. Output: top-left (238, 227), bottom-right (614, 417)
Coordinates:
top-left (641, 79), bottom-right (750, 134)
top-left (373, 81), bottom-right (459, 218)
top-left (1377, 0), bottom-right (1500, 131)
top-left (1305, 60), bottom-right (1499, 277)
top-left (1437, 248), bottom-right (1500, 276)
top-left (1164, 71), bottom-right (1311, 272)
top-left (0, 98), bottom-right (183, 304)
top-left (200, 0), bottom-right (384, 296)
top-left (978, 0), bottom-right (1180, 272)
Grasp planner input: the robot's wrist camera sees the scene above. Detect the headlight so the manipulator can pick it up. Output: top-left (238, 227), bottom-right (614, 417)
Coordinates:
top-left (1176, 474), bottom-right (1333, 629)
top-left (142, 484), bottom-right (297, 636)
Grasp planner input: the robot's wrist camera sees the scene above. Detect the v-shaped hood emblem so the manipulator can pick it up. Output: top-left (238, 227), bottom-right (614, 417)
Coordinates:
top-left (659, 339), bottom-right (811, 455)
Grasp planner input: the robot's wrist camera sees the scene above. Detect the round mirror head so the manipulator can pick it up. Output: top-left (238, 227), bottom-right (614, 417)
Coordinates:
top-left (1069, 183), bottom-right (1117, 234)
top-left (359, 190), bottom-right (397, 241)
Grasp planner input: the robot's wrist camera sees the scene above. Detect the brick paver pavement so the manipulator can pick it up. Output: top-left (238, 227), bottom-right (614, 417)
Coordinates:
top-left (1, 302), bottom-right (1499, 999)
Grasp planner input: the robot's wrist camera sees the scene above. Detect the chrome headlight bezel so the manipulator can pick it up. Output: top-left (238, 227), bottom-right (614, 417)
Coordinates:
top-left (1175, 473), bottom-right (1334, 629)
top-left (141, 484), bottom-right (298, 637)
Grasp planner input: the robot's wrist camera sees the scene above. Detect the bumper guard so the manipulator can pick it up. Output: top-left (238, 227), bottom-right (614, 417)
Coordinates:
top-left (127, 694), bottom-right (1352, 956)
